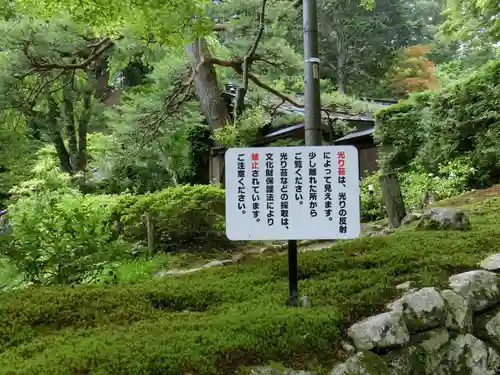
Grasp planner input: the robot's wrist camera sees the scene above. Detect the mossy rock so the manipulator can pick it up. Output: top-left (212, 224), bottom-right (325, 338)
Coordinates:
top-left (416, 208), bottom-right (471, 231)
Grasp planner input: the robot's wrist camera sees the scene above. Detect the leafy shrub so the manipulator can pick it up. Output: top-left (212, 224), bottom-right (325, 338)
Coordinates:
top-left (374, 60), bottom-right (500, 179)
top-left (360, 171), bottom-right (385, 221)
top-left (4, 189), bottom-right (127, 285)
top-left (374, 91), bottom-right (436, 172)
top-left (360, 157), bottom-right (477, 219)
top-left (2, 154), bottom-right (129, 285)
top-left (115, 184), bottom-right (228, 252)
top-left (213, 105), bottom-right (271, 147)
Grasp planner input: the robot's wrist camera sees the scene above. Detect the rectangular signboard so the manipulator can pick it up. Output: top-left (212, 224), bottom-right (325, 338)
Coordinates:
top-left (225, 146), bottom-right (360, 240)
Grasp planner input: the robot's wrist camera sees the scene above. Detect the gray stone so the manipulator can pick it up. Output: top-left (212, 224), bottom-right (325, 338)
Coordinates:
top-left (387, 287), bottom-right (447, 332)
top-left (347, 311), bottom-right (410, 351)
top-left (479, 253), bottom-right (500, 272)
top-left (370, 227), bottom-right (395, 237)
top-left (440, 289), bottom-right (473, 333)
top-left (396, 281), bottom-right (415, 292)
top-left (250, 366), bottom-right (316, 375)
top-left (341, 340), bottom-right (356, 355)
top-left (299, 296), bottom-right (312, 308)
top-left (232, 253), bottom-right (247, 263)
top-left (416, 207), bottom-right (470, 231)
top-left (384, 329), bottom-right (450, 375)
top-left (417, 328), bottom-right (450, 352)
top-left (153, 267), bottom-right (203, 277)
top-left (422, 191), bottom-right (437, 206)
top-left (482, 310), bottom-right (500, 349)
top-left (401, 213), bottom-right (422, 226)
top-left (384, 349), bottom-right (413, 375)
top-left (414, 328), bottom-right (450, 373)
top-left (381, 227), bottom-right (395, 235)
top-left (202, 259), bottom-right (234, 268)
top-left (330, 351), bottom-right (390, 375)
top-left (437, 334), bottom-right (500, 375)
top-left (449, 270), bottom-right (500, 312)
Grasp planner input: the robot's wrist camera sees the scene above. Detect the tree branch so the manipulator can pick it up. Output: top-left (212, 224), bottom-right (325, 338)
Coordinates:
top-left (18, 37), bottom-right (121, 78)
top-left (133, 66), bottom-right (197, 152)
top-left (235, 0), bottom-right (268, 118)
top-left (213, 23), bottom-right (228, 32)
top-left (248, 73), bottom-right (303, 107)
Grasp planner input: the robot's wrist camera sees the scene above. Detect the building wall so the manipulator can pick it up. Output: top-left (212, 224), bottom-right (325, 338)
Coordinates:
top-left (359, 146), bottom-right (379, 177)
top-left (334, 135), bottom-right (380, 179)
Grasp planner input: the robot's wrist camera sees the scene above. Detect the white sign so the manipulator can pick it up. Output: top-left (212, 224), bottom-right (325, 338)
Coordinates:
top-left (225, 146), bottom-right (360, 240)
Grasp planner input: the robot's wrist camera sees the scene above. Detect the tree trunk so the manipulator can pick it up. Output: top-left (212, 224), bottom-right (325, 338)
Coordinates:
top-left (94, 57), bottom-right (112, 101)
top-left (62, 75), bottom-right (78, 168)
top-left (145, 211), bottom-right (155, 257)
top-left (336, 27), bottom-right (347, 94)
top-left (76, 90), bottom-right (93, 172)
top-left (48, 98), bottom-right (72, 174)
top-left (185, 38), bottom-right (231, 185)
top-left (379, 172), bottom-right (406, 228)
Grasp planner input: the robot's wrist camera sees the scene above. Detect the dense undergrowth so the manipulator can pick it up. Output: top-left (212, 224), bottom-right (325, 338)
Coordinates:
top-left (375, 60), bottom-right (500, 178)
top-left (0, 189), bottom-right (498, 374)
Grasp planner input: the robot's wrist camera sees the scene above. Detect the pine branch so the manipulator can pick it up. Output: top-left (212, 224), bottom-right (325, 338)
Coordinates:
top-left (235, 0), bottom-right (268, 117)
top-left (17, 37), bottom-right (121, 78)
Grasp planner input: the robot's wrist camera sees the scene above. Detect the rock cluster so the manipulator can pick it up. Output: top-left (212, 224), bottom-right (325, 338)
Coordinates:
top-left (331, 256), bottom-right (500, 375)
top-left (251, 253), bottom-right (500, 375)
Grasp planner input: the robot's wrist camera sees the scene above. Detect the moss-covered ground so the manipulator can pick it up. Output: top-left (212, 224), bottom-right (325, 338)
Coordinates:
top-left (0, 189), bottom-right (499, 374)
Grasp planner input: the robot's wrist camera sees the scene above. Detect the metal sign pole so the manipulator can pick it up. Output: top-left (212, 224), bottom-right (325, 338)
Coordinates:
top-left (288, 239), bottom-right (298, 306)
top-left (287, 0), bottom-right (322, 307)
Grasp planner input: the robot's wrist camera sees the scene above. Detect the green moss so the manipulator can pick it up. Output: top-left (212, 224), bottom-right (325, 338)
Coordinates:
top-left (2, 192), bottom-right (500, 374)
top-left (356, 351), bottom-right (390, 374)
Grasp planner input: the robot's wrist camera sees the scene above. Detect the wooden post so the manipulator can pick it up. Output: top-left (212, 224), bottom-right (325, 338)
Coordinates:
top-left (145, 212), bottom-right (155, 257)
top-left (379, 172), bottom-right (406, 228)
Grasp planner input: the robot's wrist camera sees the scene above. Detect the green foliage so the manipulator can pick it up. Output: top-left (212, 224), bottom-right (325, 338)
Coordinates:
top-left (321, 90), bottom-right (385, 115)
top-left (5, 188), bottom-right (127, 285)
top-left (87, 129), bottom-right (196, 194)
top-left (0, 126), bottom-right (40, 206)
top-left (375, 60), bottom-right (500, 179)
top-left (14, 0), bottom-right (212, 43)
top-left (374, 91), bottom-right (436, 172)
top-left (401, 158), bottom-right (477, 210)
top-left (1, 148), bottom-right (129, 285)
top-left (440, 0), bottom-right (500, 44)
top-left (361, 157), bottom-right (477, 219)
top-left (115, 184), bottom-right (228, 252)
top-left (1, 191), bottom-right (500, 374)
top-left (313, 0), bottom-right (431, 96)
top-left (360, 172), bottom-right (385, 221)
top-left (213, 106), bottom-right (271, 147)
top-left (0, 257), bottom-right (21, 289)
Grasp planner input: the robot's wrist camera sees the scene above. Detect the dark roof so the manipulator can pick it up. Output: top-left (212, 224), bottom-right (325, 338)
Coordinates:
top-left (333, 126), bottom-right (374, 143)
top-left (262, 123), bottom-right (305, 140)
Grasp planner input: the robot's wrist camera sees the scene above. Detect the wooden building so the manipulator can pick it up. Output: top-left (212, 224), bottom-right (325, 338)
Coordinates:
top-left (210, 87), bottom-right (396, 184)
top-left (333, 125), bottom-right (378, 177)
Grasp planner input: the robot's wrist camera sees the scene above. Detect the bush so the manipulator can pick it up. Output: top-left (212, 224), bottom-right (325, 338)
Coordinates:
top-left (360, 157), bottom-right (477, 219)
top-left (374, 91), bottom-right (435, 172)
top-left (360, 172), bottom-right (385, 221)
top-left (2, 154), bottom-right (129, 285)
top-left (4, 188), bottom-right (127, 285)
top-left (115, 184), bottom-right (228, 252)
top-left (374, 60), bottom-right (500, 179)
top-left (3, 181), bottom-right (228, 284)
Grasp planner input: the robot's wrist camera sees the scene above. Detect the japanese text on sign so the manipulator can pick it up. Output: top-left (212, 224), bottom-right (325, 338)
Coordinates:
top-left (225, 146), bottom-right (360, 241)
